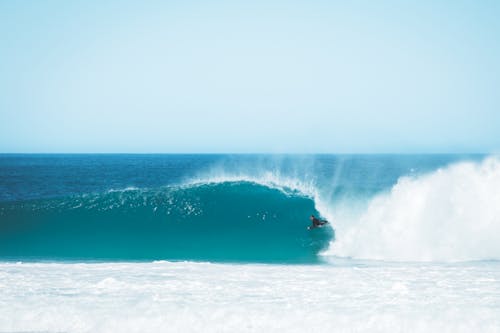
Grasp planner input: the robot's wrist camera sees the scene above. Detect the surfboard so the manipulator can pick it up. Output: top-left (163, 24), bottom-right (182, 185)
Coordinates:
top-left (307, 221), bottom-right (328, 230)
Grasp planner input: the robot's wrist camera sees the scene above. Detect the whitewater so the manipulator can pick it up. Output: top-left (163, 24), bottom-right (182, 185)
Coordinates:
top-left (2, 261), bottom-right (500, 333)
top-left (328, 156), bottom-right (500, 262)
top-left (1, 154), bottom-right (500, 332)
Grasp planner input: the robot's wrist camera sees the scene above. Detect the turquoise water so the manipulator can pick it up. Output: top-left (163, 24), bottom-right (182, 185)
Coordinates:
top-left (3, 155), bottom-right (499, 332)
top-left (0, 154), bottom-right (486, 263)
top-left (0, 182), bottom-right (331, 262)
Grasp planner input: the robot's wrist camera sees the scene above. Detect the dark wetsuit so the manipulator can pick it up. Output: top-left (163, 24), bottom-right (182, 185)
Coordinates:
top-left (312, 217), bottom-right (322, 226)
top-left (311, 217), bottom-right (327, 228)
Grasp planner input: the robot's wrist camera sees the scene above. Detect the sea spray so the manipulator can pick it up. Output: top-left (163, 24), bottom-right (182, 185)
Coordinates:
top-left (327, 156), bottom-right (500, 261)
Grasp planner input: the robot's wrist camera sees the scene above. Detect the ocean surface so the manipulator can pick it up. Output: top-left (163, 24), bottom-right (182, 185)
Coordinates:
top-left (1, 154), bottom-right (500, 332)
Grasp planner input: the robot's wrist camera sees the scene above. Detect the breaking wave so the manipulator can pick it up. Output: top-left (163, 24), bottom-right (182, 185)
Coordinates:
top-left (327, 157), bottom-right (500, 262)
top-left (0, 180), bottom-right (332, 263)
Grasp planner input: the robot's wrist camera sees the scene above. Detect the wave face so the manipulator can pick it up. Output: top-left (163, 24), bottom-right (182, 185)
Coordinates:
top-left (0, 181), bottom-right (332, 263)
top-left (327, 157), bottom-right (500, 262)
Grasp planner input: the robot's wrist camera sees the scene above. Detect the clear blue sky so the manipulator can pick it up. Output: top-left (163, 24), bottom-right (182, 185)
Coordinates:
top-left (1, 0), bottom-right (499, 153)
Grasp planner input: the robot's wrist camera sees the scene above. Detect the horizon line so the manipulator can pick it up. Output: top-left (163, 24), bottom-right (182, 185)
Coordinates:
top-left (0, 152), bottom-right (492, 156)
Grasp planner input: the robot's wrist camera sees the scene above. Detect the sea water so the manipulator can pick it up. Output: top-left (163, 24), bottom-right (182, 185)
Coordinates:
top-left (1, 154), bottom-right (499, 332)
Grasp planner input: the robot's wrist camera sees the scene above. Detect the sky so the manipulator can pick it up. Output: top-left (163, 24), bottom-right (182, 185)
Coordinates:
top-left (1, 0), bottom-right (499, 153)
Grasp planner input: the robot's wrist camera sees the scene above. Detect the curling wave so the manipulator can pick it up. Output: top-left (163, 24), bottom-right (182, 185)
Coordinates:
top-left (0, 180), bottom-right (332, 263)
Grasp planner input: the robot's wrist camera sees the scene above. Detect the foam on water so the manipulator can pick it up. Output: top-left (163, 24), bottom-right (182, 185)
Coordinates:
top-left (2, 155), bottom-right (500, 332)
top-left (327, 157), bottom-right (500, 261)
top-left (1, 261), bottom-right (499, 333)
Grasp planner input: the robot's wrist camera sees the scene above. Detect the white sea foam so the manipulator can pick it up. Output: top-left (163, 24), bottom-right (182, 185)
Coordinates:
top-left (3, 158), bottom-right (500, 332)
top-left (106, 186), bottom-right (141, 193)
top-left (1, 261), bottom-right (499, 333)
top-left (327, 156), bottom-right (500, 261)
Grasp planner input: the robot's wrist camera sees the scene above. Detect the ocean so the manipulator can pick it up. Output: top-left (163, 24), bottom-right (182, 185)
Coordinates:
top-left (1, 154), bottom-right (499, 332)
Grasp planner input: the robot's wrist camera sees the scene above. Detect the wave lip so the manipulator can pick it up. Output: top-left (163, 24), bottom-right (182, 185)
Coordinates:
top-left (327, 156), bottom-right (500, 262)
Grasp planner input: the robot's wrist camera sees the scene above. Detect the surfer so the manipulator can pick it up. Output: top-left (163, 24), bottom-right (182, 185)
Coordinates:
top-left (308, 214), bottom-right (328, 230)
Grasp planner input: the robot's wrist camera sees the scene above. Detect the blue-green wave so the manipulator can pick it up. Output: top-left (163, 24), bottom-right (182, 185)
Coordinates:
top-left (0, 181), bottom-right (333, 263)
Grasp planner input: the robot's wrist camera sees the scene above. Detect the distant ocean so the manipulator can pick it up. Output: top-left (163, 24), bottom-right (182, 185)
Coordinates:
top-left (1, 154), bottom-right (499, 332)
